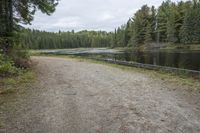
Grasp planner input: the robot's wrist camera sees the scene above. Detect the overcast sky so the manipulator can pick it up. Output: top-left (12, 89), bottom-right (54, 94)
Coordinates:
top-left (24, 0), bottom-right (183, 32)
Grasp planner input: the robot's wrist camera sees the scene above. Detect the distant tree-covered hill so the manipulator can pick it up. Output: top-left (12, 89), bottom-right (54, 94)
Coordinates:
top-left (21, 29), bottom-right (113, 49)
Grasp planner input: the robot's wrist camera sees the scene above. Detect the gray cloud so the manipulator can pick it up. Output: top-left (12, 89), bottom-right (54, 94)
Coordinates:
top-left (23, 0), bottom-right (183, 32)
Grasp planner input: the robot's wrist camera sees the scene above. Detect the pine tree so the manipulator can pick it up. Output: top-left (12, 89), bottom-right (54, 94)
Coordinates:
top-left (0, 0), bottom-right (59, 55)
top-left (166, 5), bottom-right (178, 43)
top-left (150, 6), bottom-right (157, 42)
top-left (180, 0), bottom-right (200, 44)
top-left (144, 22), bottom-right (153, 44)
top-left (157, 1), bottom-right (171, 42)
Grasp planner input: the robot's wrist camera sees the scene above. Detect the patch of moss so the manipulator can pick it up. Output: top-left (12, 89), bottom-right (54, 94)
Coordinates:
top-left (0, 70), bottom-right (35, 95)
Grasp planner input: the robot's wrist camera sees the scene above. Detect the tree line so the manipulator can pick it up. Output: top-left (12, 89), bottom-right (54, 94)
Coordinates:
top-left (10, 0), bottom-right (200, 50)
top-left (21, 29), bottom-right (113, 49)
top-left (114, 0), bottom-right (200, 47)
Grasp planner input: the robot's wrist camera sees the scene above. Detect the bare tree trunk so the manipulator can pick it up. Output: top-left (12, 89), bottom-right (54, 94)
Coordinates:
top-left (8, 0), bottom-right (13, 35)
top-left (0, 0), bottom-right (6, 36)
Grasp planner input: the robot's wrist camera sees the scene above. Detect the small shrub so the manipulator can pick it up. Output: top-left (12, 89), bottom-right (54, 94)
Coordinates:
top-left (9, 44), bottom-right (31, 68)
top-left (0, 54), bottom-right (19, 77)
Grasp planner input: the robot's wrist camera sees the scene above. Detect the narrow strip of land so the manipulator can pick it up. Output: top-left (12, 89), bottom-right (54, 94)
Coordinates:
top-left (1, 56), bottom-right (200, 133)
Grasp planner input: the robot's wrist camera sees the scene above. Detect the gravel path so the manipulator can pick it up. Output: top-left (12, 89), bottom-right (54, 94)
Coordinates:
top-left (1, 56), bottom-right (200, 133)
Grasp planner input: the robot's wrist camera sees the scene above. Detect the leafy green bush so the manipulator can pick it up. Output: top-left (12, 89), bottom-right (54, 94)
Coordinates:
top-left (0, 34), bottom-right (31, 78)
top-left (9, 44), bottom-right (31, 68)
top-left (0, 54), bottom-right (19, 77)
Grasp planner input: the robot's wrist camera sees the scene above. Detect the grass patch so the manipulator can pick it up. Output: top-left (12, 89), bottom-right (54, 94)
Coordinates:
top-left (0, 70), bottom-right (35, 130)
top-left (0, 70), bottom-right (35, 129)
top-left (0, 70), bottom-right (35, 95)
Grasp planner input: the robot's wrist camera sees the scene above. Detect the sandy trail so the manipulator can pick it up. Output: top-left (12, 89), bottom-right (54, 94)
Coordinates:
top-left (1, 56), bottom-right (200, 133)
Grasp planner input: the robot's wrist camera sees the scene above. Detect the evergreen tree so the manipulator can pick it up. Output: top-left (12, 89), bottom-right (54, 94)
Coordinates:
top-left (124, 19), bottom-right (132, 46)
top-left (144, 22), bottom-right (153, 44)
top-left (150, 6), bottom-right (157, 42)
top-left (20, 29), bottom-right (113, 49)
top-left (180, 0), bottom-right (200, 44)
top-left (15, 0), bottom-right (200, 51)
top-left (0, 0), bottom-right (59, 56)
top-left (166, 4), bottom-right (178, 43)
top-left (157, 0), bottom-right (171, 42)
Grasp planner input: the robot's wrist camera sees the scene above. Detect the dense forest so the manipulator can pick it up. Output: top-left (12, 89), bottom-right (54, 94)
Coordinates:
top-left (21, 29), bottom-right (113, 49)
top-left (21, 0), bottom-right (200, 49)
top-left (114, 0), bottom-right (200, 48)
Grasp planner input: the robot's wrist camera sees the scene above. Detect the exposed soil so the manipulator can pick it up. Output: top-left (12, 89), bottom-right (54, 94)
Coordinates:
top-left (0, 56), bottom-right (200, 133)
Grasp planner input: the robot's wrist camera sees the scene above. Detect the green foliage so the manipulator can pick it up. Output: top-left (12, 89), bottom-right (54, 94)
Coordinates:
top-left (21, 29), bottom-right (113, 49)
top-left (0, 0), bottom-right (59, 77)
top-left (0, 0), bottom-right (59, 39)
top-left (144, 22), bottom-right (153, 44)
top-left (0, 70), bottom-right (34, 96)
top-left (1, 0), bottom-right (199, 53)
top-left (180, 0), bottom-right (200, 44)
top-left (115, 26), bottom-right (126, 47)
top-left (114, 5), bottom-right (156, 47)
top-left (10, 44), bottom-right (31, 68)
top-left (0, 54), bottom-right (19, 77)
top-left (113, 0), bottom-right (199, 48)
top-left (166, 4), bottom-right (178, 43)
top-left (0, 33), bottom-right (30, 76)
top-left (131, 5), bottom-right (152, 45)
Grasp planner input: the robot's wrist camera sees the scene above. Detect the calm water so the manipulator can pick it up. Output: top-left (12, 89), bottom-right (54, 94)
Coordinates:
top-left (88, 51), bottom-right (200, 71)
top-left (43, 48), bottom-right (200, 71)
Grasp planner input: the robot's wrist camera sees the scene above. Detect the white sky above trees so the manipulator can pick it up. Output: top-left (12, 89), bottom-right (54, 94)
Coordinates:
top-left (24, 0), bottom-right (184, 32)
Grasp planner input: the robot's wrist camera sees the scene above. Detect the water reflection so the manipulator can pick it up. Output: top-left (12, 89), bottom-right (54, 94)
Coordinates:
top-left (81, 50), bottom-right (200, 71)
top-left (49, 49), bottom-right (200, 71)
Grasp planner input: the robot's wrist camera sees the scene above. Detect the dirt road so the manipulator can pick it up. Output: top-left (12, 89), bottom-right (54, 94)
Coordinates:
top-left (1, 56), bottom-right (200, 133)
